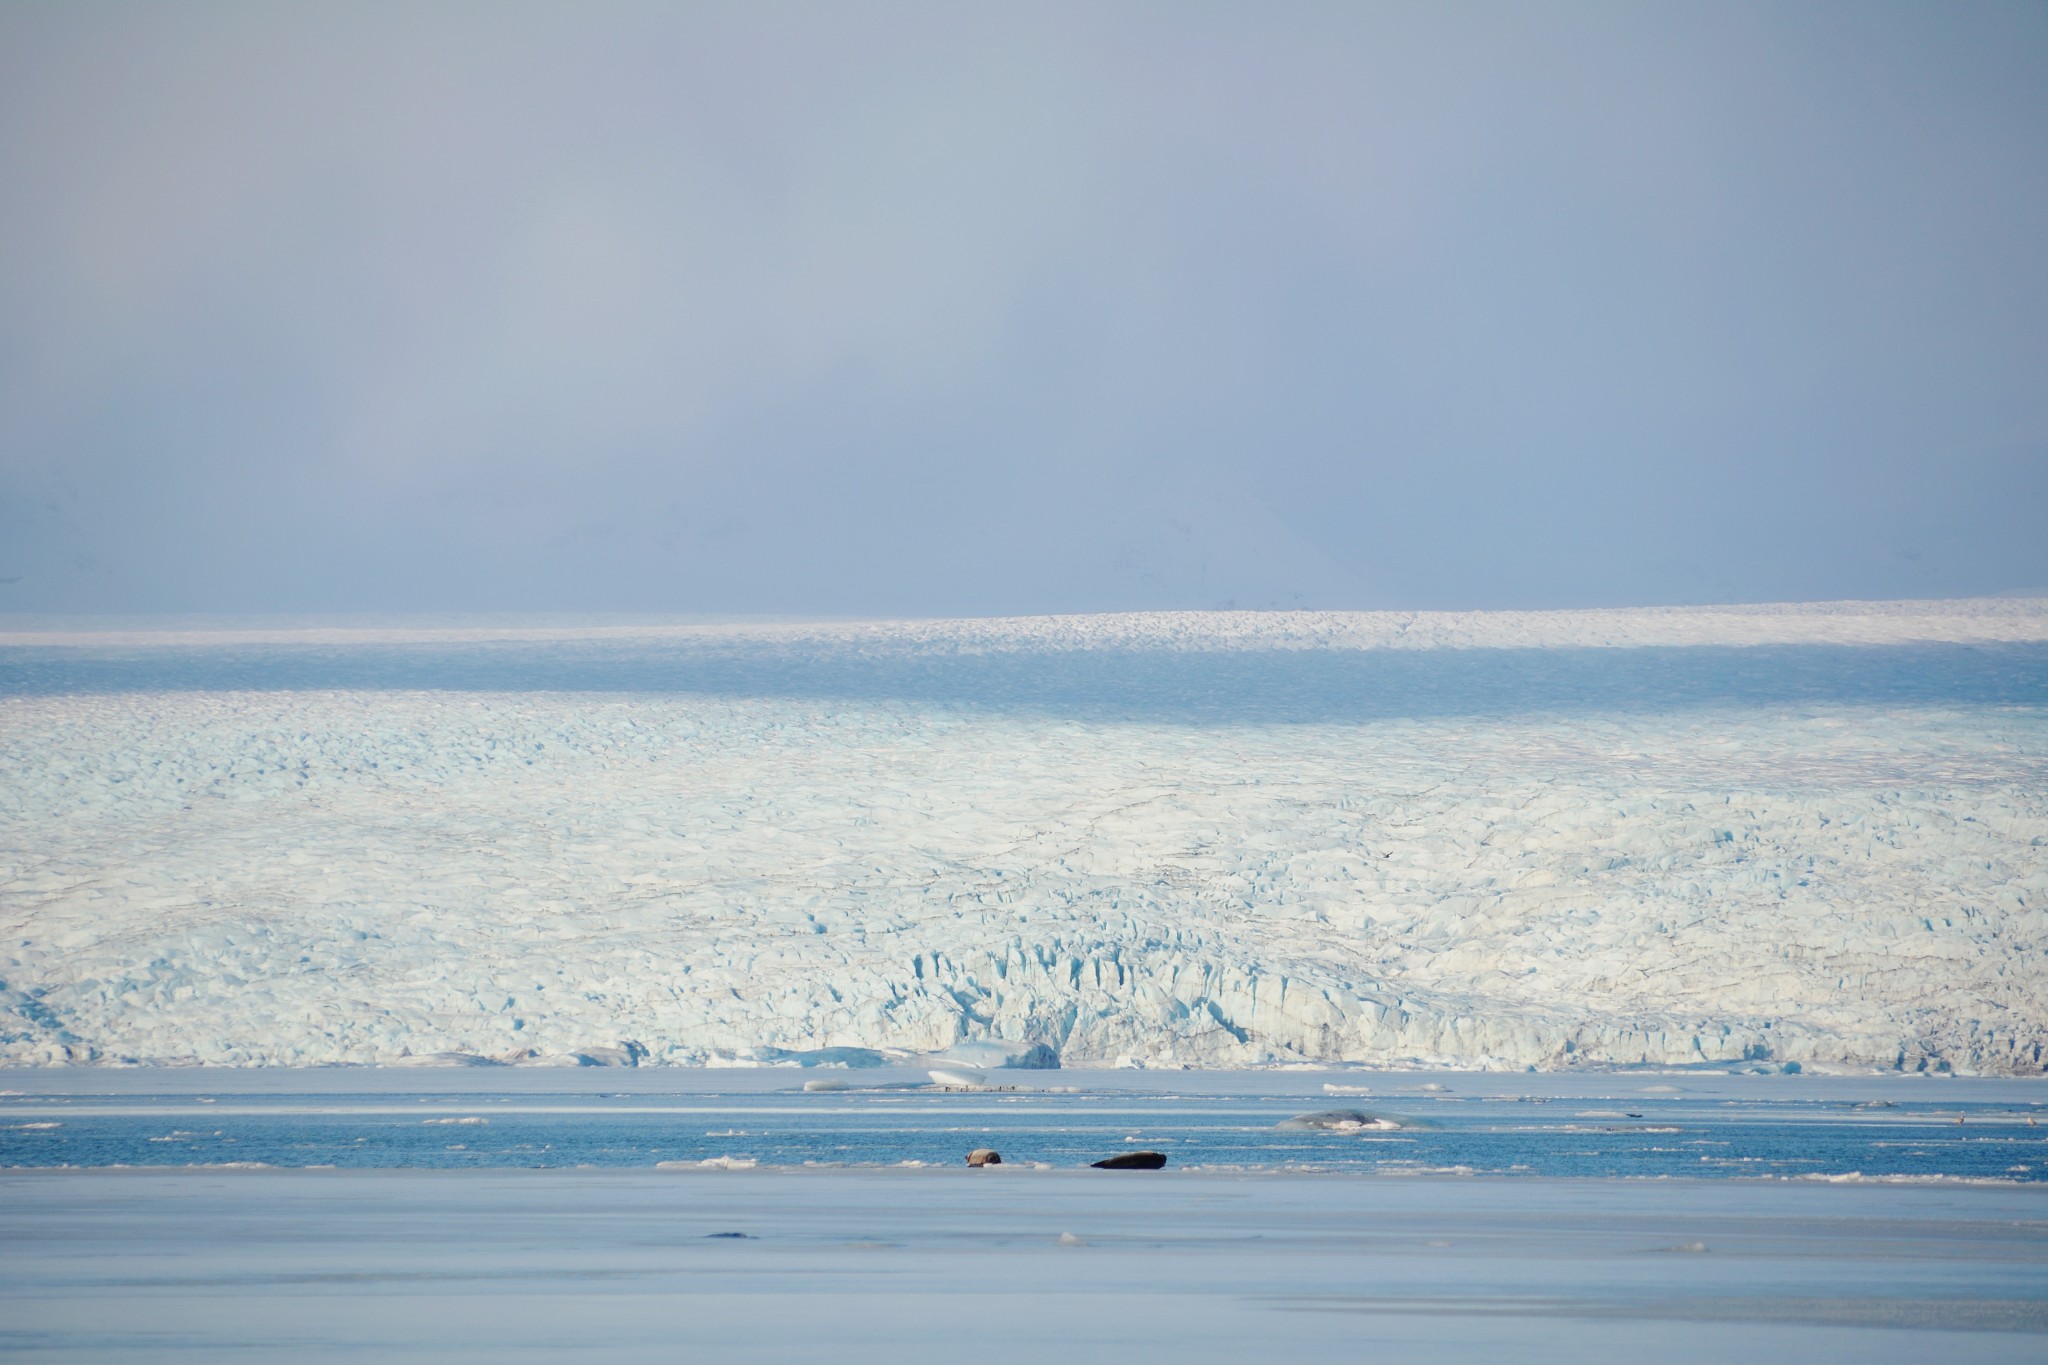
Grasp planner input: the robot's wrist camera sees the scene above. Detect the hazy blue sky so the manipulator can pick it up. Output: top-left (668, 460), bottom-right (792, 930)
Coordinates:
top-left (3, 2), bottom-right (2044, 615)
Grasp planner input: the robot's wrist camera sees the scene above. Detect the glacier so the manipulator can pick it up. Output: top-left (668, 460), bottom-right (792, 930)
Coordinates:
top-left (2, 598), bottom-right (2045, 1072)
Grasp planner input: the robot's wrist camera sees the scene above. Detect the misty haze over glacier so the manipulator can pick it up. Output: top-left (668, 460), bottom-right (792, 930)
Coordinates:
top-left (2, 2), bottom-right (2046, 616)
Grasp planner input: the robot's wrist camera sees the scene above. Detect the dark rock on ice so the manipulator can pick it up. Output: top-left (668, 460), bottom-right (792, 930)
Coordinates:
top-left (1091, 1151), bottom-right (1167, 1170)
top-left (703, 1231), bottom-right (754, 1239)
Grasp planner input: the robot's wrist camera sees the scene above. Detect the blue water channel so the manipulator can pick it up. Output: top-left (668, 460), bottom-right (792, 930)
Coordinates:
top-left (5, 1077), bottom-right (2043, 1179)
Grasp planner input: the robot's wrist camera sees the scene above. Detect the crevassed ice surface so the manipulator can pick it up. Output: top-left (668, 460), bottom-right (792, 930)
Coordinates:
top-left (2, 600), bottom-right (2045, 1071)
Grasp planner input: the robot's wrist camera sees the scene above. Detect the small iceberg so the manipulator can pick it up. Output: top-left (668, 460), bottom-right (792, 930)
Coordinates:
top-left (935, 1040), bottom-right (1060, 1070)
top-left (928, 1067), bottom-right (988, 1089)
top-left (1276, 1109), bottom-right (1412, 1132)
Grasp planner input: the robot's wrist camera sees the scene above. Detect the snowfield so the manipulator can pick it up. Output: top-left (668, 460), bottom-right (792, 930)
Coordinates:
top-left (2, 599), bottom-right (2045, 1072)
top-left (8, 1163), bottom-right (2042, 1362)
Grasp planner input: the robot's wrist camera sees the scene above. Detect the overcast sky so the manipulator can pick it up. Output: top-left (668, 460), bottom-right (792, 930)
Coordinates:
top-left (2, 2), bottom-right (2044, 616)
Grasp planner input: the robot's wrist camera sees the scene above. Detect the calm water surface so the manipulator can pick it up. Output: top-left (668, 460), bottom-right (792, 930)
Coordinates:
top-left (5, 1070), bottom-right (2042, 1179)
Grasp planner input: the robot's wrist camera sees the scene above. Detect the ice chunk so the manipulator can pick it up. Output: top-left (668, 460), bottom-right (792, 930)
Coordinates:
top-left (936, 1041), bottom-right (1060, 1070)
top-left (1277, 1109), bottom-right (1409, 1132)
top-left (751, 1046), bottom-right (897, 1069)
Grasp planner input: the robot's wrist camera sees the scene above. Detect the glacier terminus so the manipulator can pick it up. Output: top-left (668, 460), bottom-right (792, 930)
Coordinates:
top-left (3, 598), bottom-right (2044, 1075)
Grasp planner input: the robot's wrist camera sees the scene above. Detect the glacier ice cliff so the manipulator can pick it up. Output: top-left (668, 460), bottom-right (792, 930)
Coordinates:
top-left (2, 600), bottom-right (2044, 1072)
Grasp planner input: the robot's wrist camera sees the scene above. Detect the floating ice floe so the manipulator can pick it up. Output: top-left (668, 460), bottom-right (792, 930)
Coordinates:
top-left (1276, 1109), bottom-right (1413, 1132)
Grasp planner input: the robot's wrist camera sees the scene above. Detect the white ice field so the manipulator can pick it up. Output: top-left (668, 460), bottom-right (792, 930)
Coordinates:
top-left (2, 598), bottom-right (2046, 1073)
top-left (6, 1161), bottom-right (2044, 1363)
